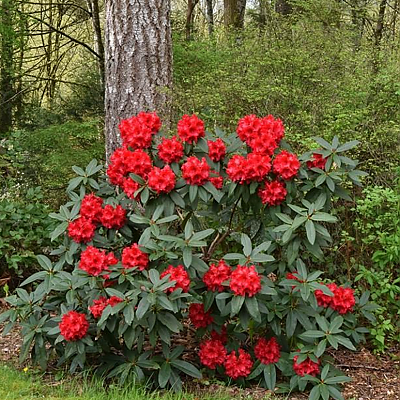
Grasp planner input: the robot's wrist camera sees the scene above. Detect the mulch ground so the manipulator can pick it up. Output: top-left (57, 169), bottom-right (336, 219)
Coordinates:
top-left (1, 303), bottom-right (399, 400)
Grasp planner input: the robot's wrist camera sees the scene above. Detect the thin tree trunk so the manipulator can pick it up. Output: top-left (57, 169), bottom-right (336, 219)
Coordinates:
top-left (206, 0), bottom-right (214, 36)
top-left (86, 0), bottom-right (105, 89)
top-left (0, 0), bottom-right (15, 134)
top-left (104, 0), bottom-right (173, 162)
top-left (374, 0), bottom-right (387, 48)
top-left (186, 0), bottom-right (199, 41)
top-left (224, 0), bottom-right (246, 29)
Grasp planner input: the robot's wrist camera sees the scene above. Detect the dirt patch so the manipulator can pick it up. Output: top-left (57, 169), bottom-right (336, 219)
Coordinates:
top-left (1, 303), bottom-right (400, 399)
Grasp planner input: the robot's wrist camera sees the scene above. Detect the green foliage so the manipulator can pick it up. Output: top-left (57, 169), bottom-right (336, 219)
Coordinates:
top-left (18, 120), bottom-right (104, 207)
top-left (1, 117), bottom-right (373, 400)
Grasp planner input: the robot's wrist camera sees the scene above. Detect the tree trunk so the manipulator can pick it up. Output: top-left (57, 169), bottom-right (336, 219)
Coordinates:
top-left (104, 0), bottom-right (173, 162)
top-left (86, 0), bottom-right (105, 89)
top-left (224, 0), bottom-right (246, 29)
top-left (0, 0), bottom-right (15, 135)
top-left (206, 0), bottom-right (214, 36)
top-left (374, 0), bottom-right (387, 48)
top-left (186, 0), bottom-right (199, 41)
top-left (275, 0), bottom-right (292, 15)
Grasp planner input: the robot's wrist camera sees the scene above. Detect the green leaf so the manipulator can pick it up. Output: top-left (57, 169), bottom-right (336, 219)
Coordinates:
top-left (263, 364), bottom-right (276, 391)
top-left (136, 297), bottom-right (150, 320)
top-left (337, 140), bottom-right (359, 152)
top-left (157, 215), bottom-right (179, 224)
top-left (321, 364), bottom-right (329, 381)
top-left (315, 339), bottom-right (327, 358)
top-left (170, 360), bottom-right (202, 379)
top-left (328, 385), bottom-right (345, 400)
top-left (231, 296), bottom-right (245, 316)
top-left (189, 185), bottom-right (198, 203)
top-left (158, 363), bottom-right (171, 388)
top-left (51, 222), bottom-right (69, 241)
top-left (67, 177), bottom-right (83, 192)
top-left (299, 330), bottom-right (325, 340)
top-left (325, 376), bottom-right (352, 385)
top-left (170, 191), bottom-right (185, 208)
top-left (329, 316), bottom-right (344, 333)
top-left (308, 385), bottom-right (321, 400)
top-left (305, 220), bottom-right (316, 245)
top-left (191, 229), bottom-right (214, 241)
top-left (313, 137), bottom-right (333, 150)
top-left (183, 247), bottom-right (192, 268)
top-left (241, 233), bottom-right (252, 256)
top-left (21, 271), bottom-right (48, 286)
top-left (311, 212), bottom-right (337, 223)
top-left (336, 336), bottom-right (356, 351)
top-left (245, 297), bottom-right (261, 321)
top-left (157, 313), bottom-right (182, 333)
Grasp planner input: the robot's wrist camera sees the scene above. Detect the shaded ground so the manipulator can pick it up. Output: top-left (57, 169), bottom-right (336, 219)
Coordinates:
top-left (1, 304), bottom-right (399, 400)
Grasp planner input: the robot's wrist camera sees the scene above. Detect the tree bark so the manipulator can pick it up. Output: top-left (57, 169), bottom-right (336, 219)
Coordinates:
top-left (205, 0), bottom-right (214, 36)
top-left (224, 0), bottom-right (246, 29)
top-left (374, 0), bottom-right (387, 48)
top-left (186, 0), bottom-right (199, 41)
top-left (104, 0), bottom-right (173, 162)
top-left (0, 0), bottom-right (15, 135)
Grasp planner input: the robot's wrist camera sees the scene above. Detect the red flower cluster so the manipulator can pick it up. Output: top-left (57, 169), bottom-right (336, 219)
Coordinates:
top-left (230, 265), bottom-right (261, 297)
top-left (258, 180), bottom-right (287, 206)
top-left (148, 166), bottom-right (176, 194)
top-left (181, 157), bottom-right (210, 186)
top-left (121, 244), bottom-right (149, 271)
top-left (273, 151), bottom-right (300, 180)
top-left (307, 153), bottom-right (327, 170)
top-left (177, 114), bottom-right (205, 144)
top-left (210, 173), bottom-right (223, 190)
top-left (189, 303), bottom-right (214, 328)
top-left (80, 194), bottom-right (103, 222)
top-left (100, 204), bottom-right (126, 229)
top-left (208, 138), bottom-right (226, 162)
top-left (59, 311), bottom-right (89, 341)
top-left (160, 265), bottom-right (191, 293)
top-left (293, 355), bottom-right (320, 377)
top-left (79, 246), bottom-right (118, 276)
top-left (254, 337), bottom-right (281, 365)
top-left (89, 296), bottom-right (123, 318)
top-left (211, 325), bottom-right (228, 344)
top-left (157, 137), bottom-right (184, 164)
top-left (118, 112), bottom-right (161, 149)
top-left (107, 148), bottom-right (152, 186)
top-left (199, 339), bottom-right (227, 369)
top-left (237, 114), bottom-right (284, 155)
top-left (68, 217), bottom-right (96, 243)
top-left (315, 283), bottom-right (355, 314)
top-left (122, 177), bottom-right (140, 200)
top-left (224, 349), bottom-right (253, 379)
top-left (226, 154), bottom-right (271, 184)
top-left (203, 260), bottom-right (232, 292)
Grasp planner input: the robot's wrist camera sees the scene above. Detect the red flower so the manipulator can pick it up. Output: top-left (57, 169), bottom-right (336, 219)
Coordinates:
top-left (68, 217), bottom-right (96, 243)
top-left (177, 114), bottom-right (205, 144)
top-left (230, 265), bottom-right (261, 297)
top-left (108, 296), bottom-right (123, 307)
top-left (331, 286), bottom-right (355, 315)
top-left (80, 194), bottom-right (103, 222)
top-left (211, 325), bottom-right (228, 344)
top-left (123, 149), bottom-right (153, 179)
top-left (122, 244), bottom-right (149, 271)
top-left (208, 138), bottom-right (226, 162)
top-left (293, 355), bottom-right (320, 377)
top-left (157, 137), bottom-right (184, 164)
top-left (119, 117), bottom-right (153, 149)
top-left (59, 311), bottom-right (89, 341)
top-left (181, 157), bottom-right (210, 186)
top-left (260, 115), bottom-right (285, 143)
top-left (224, 349), bottom-right (253, 379)
top-left (226, 155), bottom-right (246, 183)
top-left (203, 260), bottom-right (232, 292)
top-left (210, 174), bottom-right (223, 190)
top-left (248, 133), bottom-right (278, 156)
top-left (199, 339), bottom-right (227, 369)
top-left (189, 303), bottom-right (214, 328)
top-left (237, 114), bottom-right (261, 143)
top-left (243, 153), bottom-right (272, 183)
top-left (254, 337), bottom-right (281, 365)
top-left (107, 148), bottom-right (126, 185)
top-left (258, 180), bottom-right (287, 206)
top-left (273, 151), bottom-right (300, 180)
top-left (148, 166), bottom-right (176, 194)
top-left (89, 297), bottom-right (108, 319)
top-left (100, 204), bottom-right (126, 229)
top-left (160, 265), bottom-right (191, 293)
top-left (315, 283), bottom-right (337, 308)
top-left (122, 177), bottom-right (141, 200)
top-left (79, 246), bottom-right (118, 276)
top-left (307, 153), bottom-right (327, 170)
top-left (119, 112), bottom-right (161, 149)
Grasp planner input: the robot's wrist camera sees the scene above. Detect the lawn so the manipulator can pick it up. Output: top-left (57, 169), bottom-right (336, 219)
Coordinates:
top-left (0, 364), bottom-right (275, 400)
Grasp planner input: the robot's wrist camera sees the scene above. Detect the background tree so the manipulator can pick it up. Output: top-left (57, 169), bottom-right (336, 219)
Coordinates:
top-left (224, 0), bottom-right (247, 28)
top-left (104, 0), bottom-right (173, 161)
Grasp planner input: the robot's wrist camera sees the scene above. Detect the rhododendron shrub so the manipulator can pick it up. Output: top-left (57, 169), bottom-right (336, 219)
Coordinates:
top-left (1, 113), bottom-right (377, 400)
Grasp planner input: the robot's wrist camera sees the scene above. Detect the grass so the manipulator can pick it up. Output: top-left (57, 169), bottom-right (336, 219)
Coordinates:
top-left (0, 364), bottom-right (276, 400)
